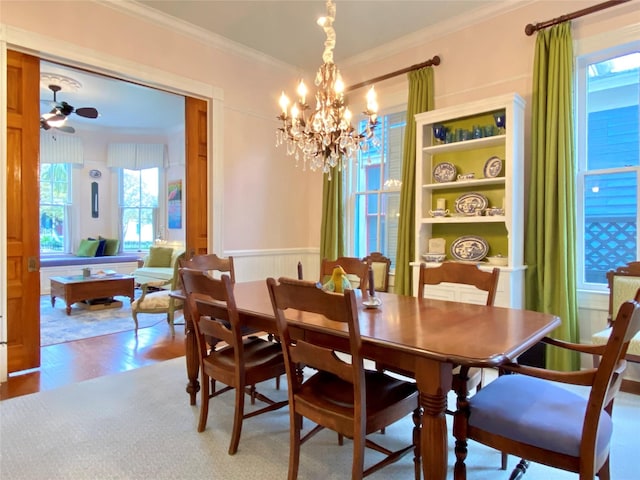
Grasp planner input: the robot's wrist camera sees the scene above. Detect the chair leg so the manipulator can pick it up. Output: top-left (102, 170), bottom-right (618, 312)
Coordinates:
top-left (508, 459), bottom-right (529, 480)
top-left (167, 310), bottom-right (175, 338)
top-left (132, 311), bottom-right (139, 332)
top-left (412, 407), bottom-right (422, 480)
top-left (197, 372), bottom-right (210, 433)
top-left (228, 384), bottom-right (246, 455)
top-left (351, 424), bottom-right (365, 479)
top-left (288, 413), bottom-right (302, 480)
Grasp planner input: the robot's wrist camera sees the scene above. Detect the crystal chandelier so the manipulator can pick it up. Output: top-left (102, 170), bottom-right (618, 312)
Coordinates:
top-left (276, 0), bottom-right (379, 176)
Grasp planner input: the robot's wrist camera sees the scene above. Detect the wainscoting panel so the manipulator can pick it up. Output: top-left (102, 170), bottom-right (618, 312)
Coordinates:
top-left (225, 248), bottom-right (320, 284)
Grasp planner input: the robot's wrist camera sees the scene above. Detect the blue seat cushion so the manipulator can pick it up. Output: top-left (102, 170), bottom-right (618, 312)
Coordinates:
top-left (469, 374), bottom-right (612, 458)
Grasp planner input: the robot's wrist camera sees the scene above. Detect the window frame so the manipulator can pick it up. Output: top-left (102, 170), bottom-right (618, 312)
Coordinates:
top-left (39, 162), bottom-right (72, 254)
top-left (119, 166), bottom-right (163, 252)
top-left (346, 104), bottom-right (406, 269)
top-left (575, 41), bottom-right (640, 292)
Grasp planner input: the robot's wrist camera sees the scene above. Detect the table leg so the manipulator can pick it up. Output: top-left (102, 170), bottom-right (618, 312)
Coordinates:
top-left (183, 302), bottom-right (200, 405)
top-left (414, 358), bottom-right (452, 480)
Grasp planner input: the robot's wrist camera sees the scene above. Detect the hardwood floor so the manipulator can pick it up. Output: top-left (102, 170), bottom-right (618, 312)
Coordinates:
top-left (0, 321), bottom-right (186, 400)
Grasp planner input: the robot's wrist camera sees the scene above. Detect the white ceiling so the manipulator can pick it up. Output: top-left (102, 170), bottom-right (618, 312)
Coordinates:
top-left (41, 0), bottom-right (507, 133)
top-left (135, 0), bottom-right (503, 72)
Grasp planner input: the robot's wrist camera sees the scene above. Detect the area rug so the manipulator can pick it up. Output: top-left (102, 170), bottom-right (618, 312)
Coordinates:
top-left (1, 358), bottom-right (638, 479)
top-left (40, 293), bottom-right (182, 346)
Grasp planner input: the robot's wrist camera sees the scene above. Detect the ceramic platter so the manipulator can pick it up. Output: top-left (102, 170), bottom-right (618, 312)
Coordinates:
top-left (450, 235), bottom-right (489, 262)
top-left (433, 162), bottom-right (457, 183)
top-left (454, 192), bottom-right (489, 215)
top-left (483, 156), bottom-right (503, 178)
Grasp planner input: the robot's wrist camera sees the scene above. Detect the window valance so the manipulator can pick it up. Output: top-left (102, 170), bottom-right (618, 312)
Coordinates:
top-left (107, 143), bottom-right (167, 169)
top-left (40, 131), bottom-right (84, 165)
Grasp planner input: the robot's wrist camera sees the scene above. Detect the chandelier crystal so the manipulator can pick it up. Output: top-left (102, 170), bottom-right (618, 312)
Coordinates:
top-left (276, 0), bottom-right (379, 176)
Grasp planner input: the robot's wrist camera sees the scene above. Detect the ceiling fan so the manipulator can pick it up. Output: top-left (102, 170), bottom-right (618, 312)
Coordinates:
top-left (40, 84), bottom-right (99, 134)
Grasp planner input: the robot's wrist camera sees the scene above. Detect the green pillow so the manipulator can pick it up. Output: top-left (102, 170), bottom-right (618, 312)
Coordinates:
top-left (100, 236), bottom-right (120, 256)
top-left (76, 239), bottom-right (100, 257)
top-left (146, 246), bottom-right (174, 267)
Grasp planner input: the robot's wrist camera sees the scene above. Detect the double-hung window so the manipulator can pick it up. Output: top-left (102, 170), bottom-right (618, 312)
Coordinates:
top-left (120, 167), bottom-right (160, 252)
top-left (348, 110), bottom-right (406, 268)
top-left (39, 163), bottom-right (71, 253)
top-left (576, 44), bottom-right (639, 289)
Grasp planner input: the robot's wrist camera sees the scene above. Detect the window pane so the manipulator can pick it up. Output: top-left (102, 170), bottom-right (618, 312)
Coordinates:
top-left (352, 110), bottom-right (406, 268)
top-left (40, 163), bottom-right (69, 253)
top-left (579, 48), bottom-right (639, 288)
top-left (121, 168), bottom-right (159, 251)
top-left (583, 171), bottom-right (637, 284)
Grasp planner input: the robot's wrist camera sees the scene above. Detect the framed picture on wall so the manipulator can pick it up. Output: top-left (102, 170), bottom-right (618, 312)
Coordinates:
top-left (168, 179), bottom-right (182, 229)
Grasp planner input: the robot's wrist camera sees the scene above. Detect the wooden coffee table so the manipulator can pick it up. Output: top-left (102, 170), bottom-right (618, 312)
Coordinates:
top-left (50, 274), bottom-right (135, 315)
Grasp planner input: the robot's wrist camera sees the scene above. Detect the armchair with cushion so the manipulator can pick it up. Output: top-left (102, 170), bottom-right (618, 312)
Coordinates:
top-left (592, 261), bottom-right (640, 366)
top-left (131, 251), bottom-right (186, 337)
top-left (132, 245), bottom-right (185, 286)
top-left (452, 297), bottom-right (640, 480)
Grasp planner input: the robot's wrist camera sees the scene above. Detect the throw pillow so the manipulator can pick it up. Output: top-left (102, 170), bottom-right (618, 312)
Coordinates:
top-left (146, 246), bottom-right (174, 267)
top-left (76, 238), bottom-right (100, 257)
top-left (100, 236), bottom-right (120, 256)
top-left (90, 238), bottom-right (107, 257)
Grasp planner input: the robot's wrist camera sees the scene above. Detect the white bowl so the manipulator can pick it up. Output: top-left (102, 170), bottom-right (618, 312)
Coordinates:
top-left (422, 253), bottom-right (446, 263)
top-left (486, 256), bottom-right (508, 266)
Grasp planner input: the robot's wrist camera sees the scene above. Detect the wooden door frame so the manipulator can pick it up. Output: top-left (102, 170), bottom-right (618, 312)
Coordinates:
top-left (0, 29), bottom-right (225, 380)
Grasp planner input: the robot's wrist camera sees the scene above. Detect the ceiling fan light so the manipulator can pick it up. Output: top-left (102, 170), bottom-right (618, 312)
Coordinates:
top-left (42, 112), bottom-right (67, 128)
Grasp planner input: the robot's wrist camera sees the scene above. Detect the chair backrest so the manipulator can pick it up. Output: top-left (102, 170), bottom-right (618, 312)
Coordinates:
top-left (320, 256), bottom-right (369, 292)
top-left (266, 276), bottom-right (365, 415)
top-left (169, 252), bottom-right (187, 290)
top-left (178, 268), bottom-right (240, 359)
top-left (363, 252), bottom-right (391, 293)
top-left (589, 298), bottom-right (640, 442)
top-left (179, 253), bottom-right (235, 283)
top-left (606, 261), bottom-right (640, 324)
top-left (418, 261), bottom-right (499, 306)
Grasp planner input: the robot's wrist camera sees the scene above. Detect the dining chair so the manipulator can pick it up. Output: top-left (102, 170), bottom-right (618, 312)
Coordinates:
top-left (419, 260), bottom-right (499, 392)
top-left (179, 268), bottom-right (287, 455)
top-left (592, 261), bottom-right (640, 366)
top-left (179, 253), bottom-right (235, 283)
top-left (266, 277), bottom-right (421, 480)
top-left (320, 256), bottom-right (369, 292)
top-left (452, 296), bottom-right (640, 480)
top-left (131, 251), bottom-right (186, 337)
top-left (363, 252), bottom-right (391, 293)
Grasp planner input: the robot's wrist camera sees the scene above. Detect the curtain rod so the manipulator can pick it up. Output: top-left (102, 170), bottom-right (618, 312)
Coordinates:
top-left (525, 0), bottom-right (631, 36)
top-left (345, 55), bottom-right (441, 92)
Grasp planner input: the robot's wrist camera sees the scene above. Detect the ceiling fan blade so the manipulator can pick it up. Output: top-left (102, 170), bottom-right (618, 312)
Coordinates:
top-left (75, 107), bottom-right (99, 119)
top-left (40, 118), bottom-right (51, 130)
top-left (56, 125), bottom-right (76, 134)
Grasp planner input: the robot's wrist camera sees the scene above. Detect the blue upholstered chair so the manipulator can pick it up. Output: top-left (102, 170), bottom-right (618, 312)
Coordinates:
top-left (452, 296), bottom-right (640, 480)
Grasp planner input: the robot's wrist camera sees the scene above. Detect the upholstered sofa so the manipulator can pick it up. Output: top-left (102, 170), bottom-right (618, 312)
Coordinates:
top-left (132, 245), bottom-right (185, 286)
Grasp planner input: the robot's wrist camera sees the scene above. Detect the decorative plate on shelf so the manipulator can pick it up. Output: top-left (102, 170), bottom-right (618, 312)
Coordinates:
top-left (483, 156), bottom-right (503, 178)
top-left (450, 236), bottom-right (489, 262)
top-left (433, 162), bottom-right (457, 183)
top-left (454, 192), bottom-right (489, 215)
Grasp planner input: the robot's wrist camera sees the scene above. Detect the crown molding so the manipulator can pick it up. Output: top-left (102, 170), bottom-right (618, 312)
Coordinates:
top-left (98, 0), bottom-right (301, 75)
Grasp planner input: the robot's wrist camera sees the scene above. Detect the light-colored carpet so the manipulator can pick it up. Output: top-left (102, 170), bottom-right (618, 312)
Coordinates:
top-left (1, 358), bottom-right (638, 479)
top-left (40, 294), bottom-right (182, 346)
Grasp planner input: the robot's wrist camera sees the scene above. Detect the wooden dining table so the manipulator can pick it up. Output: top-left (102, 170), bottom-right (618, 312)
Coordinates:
top-left (174, 280), bottom-right (560, 480)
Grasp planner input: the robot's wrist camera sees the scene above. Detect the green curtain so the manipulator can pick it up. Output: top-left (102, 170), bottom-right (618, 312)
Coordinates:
top-left (394, 68), bottom-right (434, 295)
top-left (525, 22), bottom-right (579, 371)
top-left (319, 166), bottom-right (344, 261)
